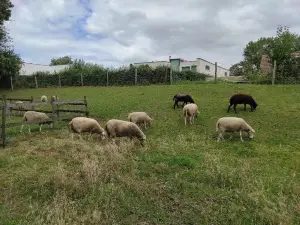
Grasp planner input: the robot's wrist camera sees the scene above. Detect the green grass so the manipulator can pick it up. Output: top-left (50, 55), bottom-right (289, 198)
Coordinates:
top-left (1, 83), bottom-right (300, 224)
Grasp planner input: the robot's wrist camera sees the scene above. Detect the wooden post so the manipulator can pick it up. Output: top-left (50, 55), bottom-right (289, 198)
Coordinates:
top-left (58, 73), bottom-right (61, 88)
top-left (51, 99), bottom-right (55, 129)
top-left (10, 76), bottom-right (13, 90)
top-left (30, 96), bottom-right (34, 110)
top-left (170, 69), bottom-right (173, 84)
top-left (135, 67), bottom-right (137, 85)
top-left (214, 62), bottom-right (217, 83)
top-left (84, 96), bottom-right (89, 117)
top-left (272, 60), bottom-right (277, 85)
top-left (1, 95), bottom-right (7, 148)
top-left (106, 71), bottom-right (109, 86)
top-left (80, 73), bottom-right (83, 86)
top-left (35, 75), bottom-right (38, 88)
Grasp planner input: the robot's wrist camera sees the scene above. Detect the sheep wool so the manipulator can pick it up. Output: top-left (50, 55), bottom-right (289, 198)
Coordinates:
top-left (216, 117), bottom-right (255, 142)
top-left (105, 119), bottom-right (146, 146)
top-left (41, 95), bottom-right (48, 102)
top-left (128, 112), bottom-right (152, 129)
top-left (183, 103), bottom-right (199, 125)
top-left (21, 111), bottom-right (53, 133)
top-left (68, 117), bottom-right (106, 140)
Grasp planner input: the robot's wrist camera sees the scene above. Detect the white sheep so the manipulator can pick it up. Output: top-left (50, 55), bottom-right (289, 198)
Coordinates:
top-left (216, 117), bottom-right (255, 142)
top-left (128, 112), bottom-right (153, 129)
top-left (183, 103), bottom-right (200, 125)
top-left (41, 95), bottom-right (48, 102)
top-left (68, 117), bottom-right (106, 140)
top-left (104, 119), bottom-right (146, 146)
top-left (51, 95), bottom-right (59, 102)
top-left (20, 111), bottom-right (53, 133)
top-left (14, 101), bottom-right (24, 116)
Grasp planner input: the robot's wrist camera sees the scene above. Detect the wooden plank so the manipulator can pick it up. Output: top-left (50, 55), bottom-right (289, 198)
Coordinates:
top-left (7, 102), bottom-right (50, 108)
top-left (56, 109), bottom-right (88, 113)
top-left (6, 108), bottom-right (53, 113)
top-left (0, 97), bottom-right (32, 101)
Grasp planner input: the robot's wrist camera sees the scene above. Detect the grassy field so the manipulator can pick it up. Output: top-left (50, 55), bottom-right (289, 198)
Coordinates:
top-left (1, 83), bottom-right (300, 224)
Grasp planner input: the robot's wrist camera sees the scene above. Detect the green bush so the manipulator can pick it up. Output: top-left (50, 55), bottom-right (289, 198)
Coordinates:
top-left (14, 64), bottom-right (208, 88)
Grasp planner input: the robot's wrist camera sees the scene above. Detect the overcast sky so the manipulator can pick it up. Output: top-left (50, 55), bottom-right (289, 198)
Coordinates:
top-left (5, 0), bottom-right (300, 69)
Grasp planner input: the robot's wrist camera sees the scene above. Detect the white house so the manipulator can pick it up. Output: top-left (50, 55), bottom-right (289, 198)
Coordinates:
top-left (133, 57), bottom-right (230, 77)
top-left (20, 62), bottom-right (70, 76)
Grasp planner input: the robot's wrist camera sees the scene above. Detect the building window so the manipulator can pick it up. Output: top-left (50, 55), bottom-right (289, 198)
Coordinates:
top-left (205, 65), bottom-right (210, 70)
top-left (225, 72), bottom-right (228, 76)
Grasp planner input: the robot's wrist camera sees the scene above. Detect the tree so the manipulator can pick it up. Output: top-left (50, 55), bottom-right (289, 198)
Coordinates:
top-left (0, 0), bottom-right (22, 89)
top-left (50, 56), bottom-right (73, 65)
top-left (229, 61), bottom-right (244, 76)
top-left (243, 37), bottom-right (274, 71)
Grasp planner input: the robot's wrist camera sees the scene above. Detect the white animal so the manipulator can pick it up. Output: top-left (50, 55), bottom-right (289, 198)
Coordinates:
top-left (68, 117), bottom-right (106, 140)
top-left (20, 111), bottom-right (53, 133)
top-left (41, 95), bottom-right (48, 102)
top-left (128, 112), bottom-right (153, 129)
top-left (51, 95), bottom-right (59, 102)
top-left (183, 103), bottom-right (200, 125)
top-left (104, 119), bottom-right (146, 146)
top-left (216, 117), bottom-right (255, 142)
top-left (15, 101), bottom-right (24, 116)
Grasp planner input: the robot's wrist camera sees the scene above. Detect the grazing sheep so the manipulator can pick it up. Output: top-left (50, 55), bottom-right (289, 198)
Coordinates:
top-left (128, 112), bottom-right (153, 129)
top-left (51, 95), bottom-right (59, 102)
top-left (41, 95), bottom-right (48, 102)
top-left (227, 94), bottom-right (258, 113)
top-left (68, 117), bottom-right (106, 140)
top-left (20, 111), bottom-right (53, 133)
top-left (173, 93), bottom-right (195, 109)
top-left (183, 103), bottom-right (199, 125)
top-left (216, 117), bottom-right (255, 142)
top-left (15, 101), bottom-right (24, 116)
top-left (105, 119), bottom-right (146, 146)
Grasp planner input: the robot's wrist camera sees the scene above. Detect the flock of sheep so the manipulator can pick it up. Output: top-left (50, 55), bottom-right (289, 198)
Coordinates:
top-left (19, 92), bottom-right (258, 145)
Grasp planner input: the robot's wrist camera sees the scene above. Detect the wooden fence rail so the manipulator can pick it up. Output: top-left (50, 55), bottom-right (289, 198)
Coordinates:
top-left (0, 95), bottom-right (89, 148)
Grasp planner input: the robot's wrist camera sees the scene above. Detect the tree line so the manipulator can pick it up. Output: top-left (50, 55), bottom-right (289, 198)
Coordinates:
top-left (230, 25), bottom-right (300, 84)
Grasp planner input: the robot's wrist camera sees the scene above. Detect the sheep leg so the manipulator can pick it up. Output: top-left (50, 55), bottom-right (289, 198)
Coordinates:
top-left (244, 104), bottom-right (247, 111)
top-left (227, 104), bottom-right (232, 113)
top-left (184, 117), bottom-right (187, 126)
top-left (189, 117), bottom-right (192, 125)
top-left (144, 122), bottom-right (147, 129)
top-left (240, 131), bottom-right (244, 142)
top-left (27, 125), bottom-right (31, 133)
top-left (217, 132), bottom-right (224, 142)
top-left (173, 101), bottom-right (178, 109)
top-left (20, 125), bottom-right (24, 133)
top-left (39, 124), bottom-right (42, 132)
top-left (233, 104), bottom-right (237, 113)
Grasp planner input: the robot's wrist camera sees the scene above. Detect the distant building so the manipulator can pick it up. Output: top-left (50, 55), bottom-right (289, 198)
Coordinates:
top-left (20, 62), bottom-right (70, 76)
top-left (133, 57), bottom-right (230, 77)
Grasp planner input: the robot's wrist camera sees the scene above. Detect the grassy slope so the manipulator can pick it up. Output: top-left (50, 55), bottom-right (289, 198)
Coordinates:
top-left (1, 83), bottom-right (300, 224)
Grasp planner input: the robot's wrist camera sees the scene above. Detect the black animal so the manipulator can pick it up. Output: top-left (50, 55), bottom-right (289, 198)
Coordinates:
top-left (173, 93), bottom-right (194, 109)
top-left (227, 94), bottom-right (258, 113)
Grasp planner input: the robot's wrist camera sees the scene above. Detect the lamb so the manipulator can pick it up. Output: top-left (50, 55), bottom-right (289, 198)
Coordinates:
top-left (128, 112), bottom-right (153, 129)
top-left (183, 103), bottom-right (200, 125)
top-left (51, 95), bottom-right (59, 102)
top-left (41, 95), bottom-right (48, 102)
top-left (216, 117), bottom-right (255, 142)
top-left (68, 117), bottom-right (106, 140)
top-left (173, 93), bottom-right (195, 109)
top-left (104, 119), bottom-right (146, 146)
top-left (20, 111), bottom-right (53, 133)
top-left (227, 94), bottom-right (258, 113)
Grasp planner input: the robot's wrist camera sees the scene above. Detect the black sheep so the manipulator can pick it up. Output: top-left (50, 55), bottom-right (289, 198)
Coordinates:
top-left (227, 94), bottom-right (258, 113)
top-left (173, 93), bottom-right (194, 109)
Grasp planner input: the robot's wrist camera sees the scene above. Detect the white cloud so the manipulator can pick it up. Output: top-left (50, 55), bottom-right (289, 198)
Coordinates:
top-left (5, 0), bottom-right (300, 69)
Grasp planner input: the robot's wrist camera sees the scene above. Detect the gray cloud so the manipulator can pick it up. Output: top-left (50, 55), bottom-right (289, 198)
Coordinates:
top-left (5, 0), bottom-right (300, 68)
